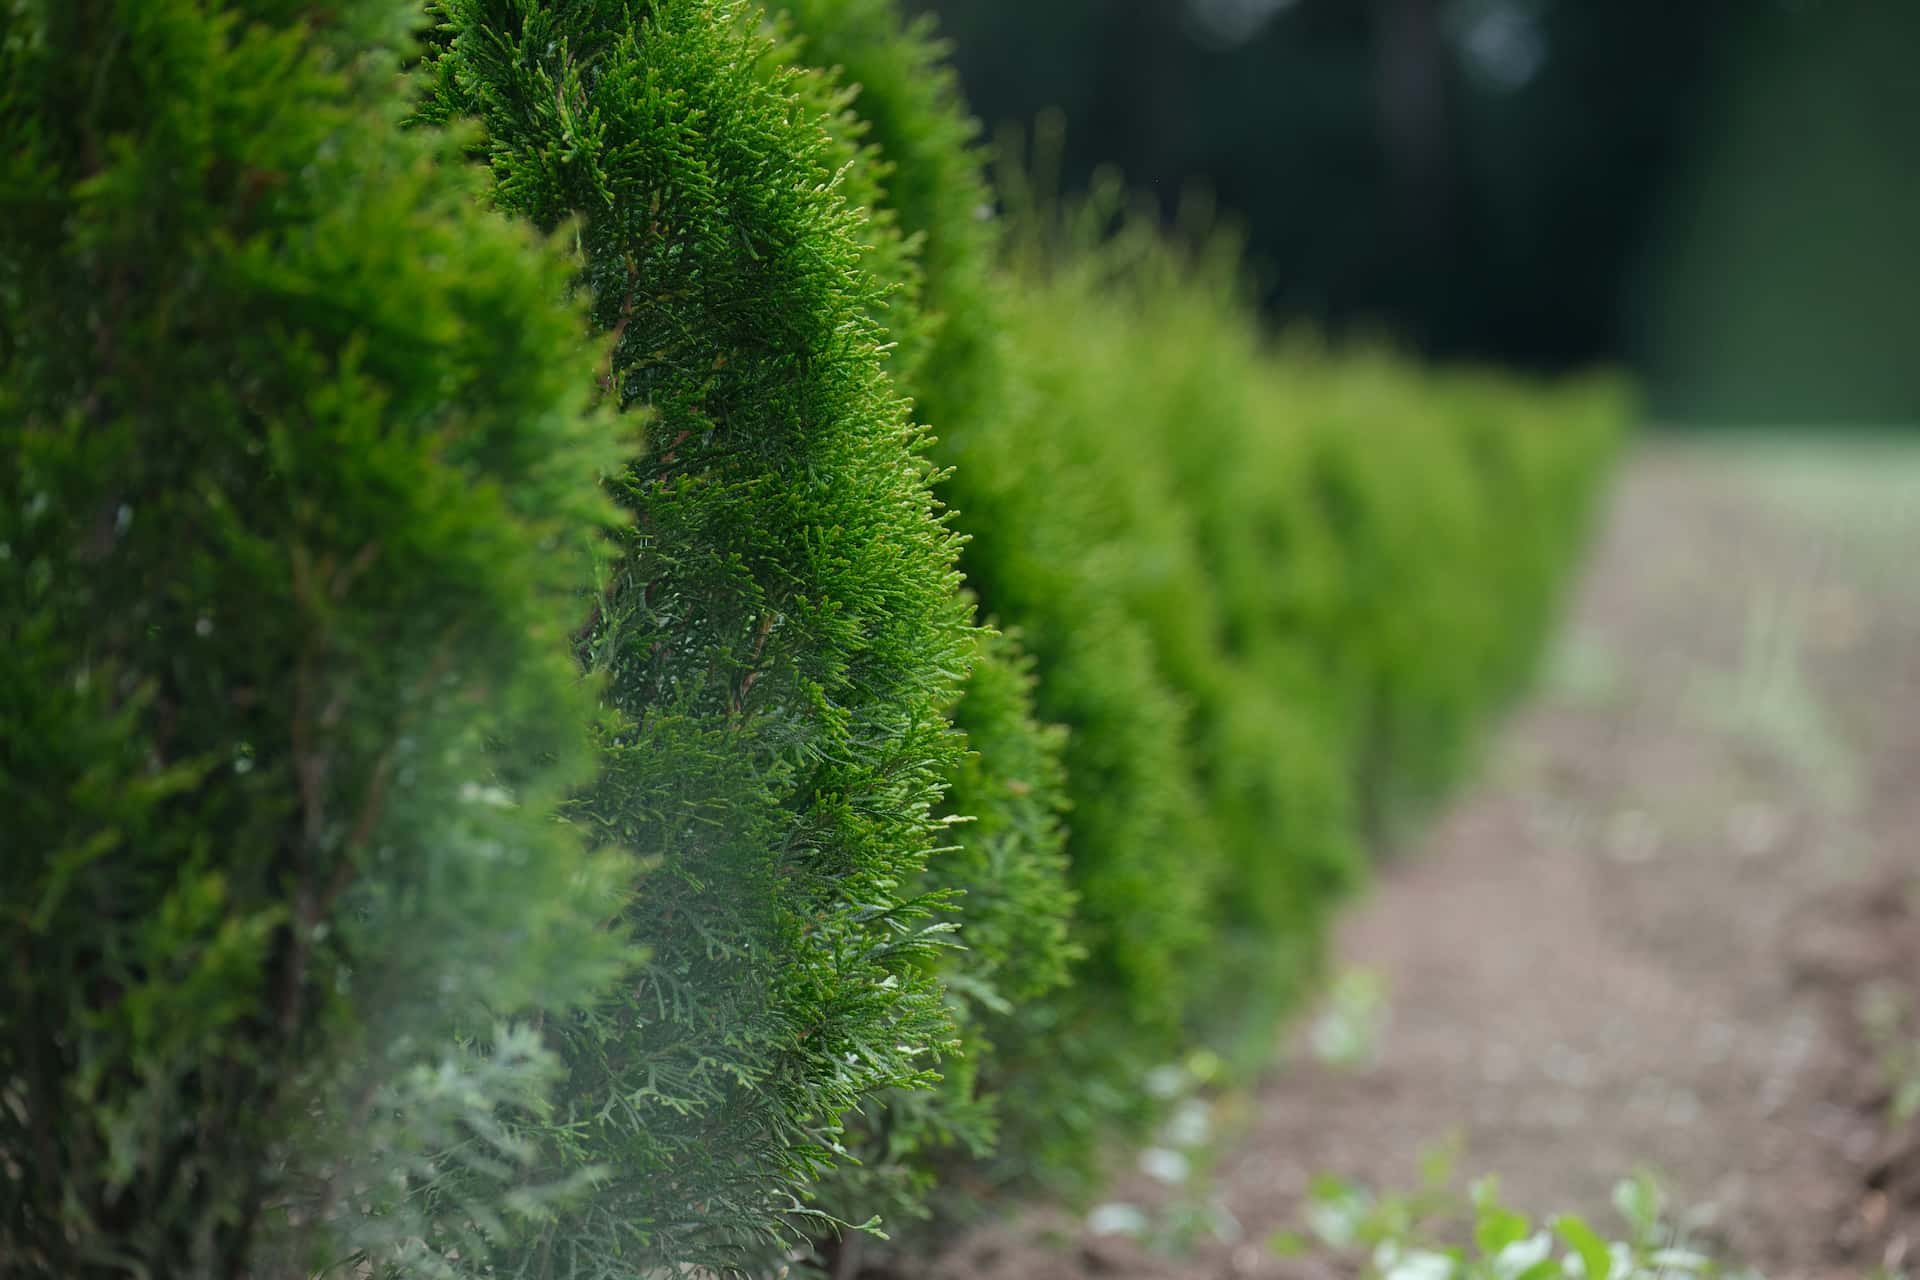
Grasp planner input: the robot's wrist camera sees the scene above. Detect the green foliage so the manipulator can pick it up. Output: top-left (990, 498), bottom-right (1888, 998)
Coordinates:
top-left (779, 2), bottom-right (1216, 1206)
top-left (977, 176), bottom-right (1622, 1183)
top-left (802, 625), bottom-right (1079, 1245)
top-left (3, 1), bottom-right (1629, 1274)
top-left (993, 202), bottom-right (1357, 1061)
top-left (778, 0), bottom-right (1627, 1238)
top-left (1858, 982), bottom-right (1920, 1128)
top-left (421, 0), bottom-right (975, 1271)
top-left (773, 0), bottom-right (1087, 1236)
top-left (775, 0), bottom-right (1004, 454)
top-left (1266, 345), bottom-right (1627, 842)
top-left (0, 1), bottom-right (633, 1274)
top-left (1273, 1162), bottom-right (1760, 1280)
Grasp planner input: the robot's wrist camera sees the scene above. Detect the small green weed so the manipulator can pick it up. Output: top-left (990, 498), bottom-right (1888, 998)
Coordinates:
top-left (1309, 968), bottom-right (1392, 1072)
top-left (1086, 1049), bottom-right (1244, 1255)
top-left (1857, 981), bottom-right (1920, 1126)
top-left (1271, 1153), bottom-right (1758, 1280)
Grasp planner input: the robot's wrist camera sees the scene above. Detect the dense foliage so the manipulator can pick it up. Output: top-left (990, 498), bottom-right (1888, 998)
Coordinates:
top-left (1274, 1160), bottom-right (1744, 1279)
top-left (781, 0), bottom-right (1625, 1239)
top-left (0, 1), bottom-right (632, 1273)
top-left (3, 1), bottom-right (1625, 1276)
top-left (420, 0), bottom-right (974, 1271)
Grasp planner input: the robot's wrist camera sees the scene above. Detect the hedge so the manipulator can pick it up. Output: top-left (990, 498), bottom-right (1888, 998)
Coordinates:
top-left (420, 1), bottom-right (977, 1272)
top-left (974, 205), bottom-right (1624, 1190)
top-left (0, 1), bottom-right (633, 1273)
top-left (3, 1), bottom-right (1626, 1276)
top-left (779, 0), bottom-right (1627, 1240)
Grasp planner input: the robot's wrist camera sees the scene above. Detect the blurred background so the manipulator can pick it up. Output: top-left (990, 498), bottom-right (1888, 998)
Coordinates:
top-left (909, 0), bottom-right (1920, 425)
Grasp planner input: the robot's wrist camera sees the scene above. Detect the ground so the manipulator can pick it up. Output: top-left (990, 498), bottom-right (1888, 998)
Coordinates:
top-left (901, 436), bottom-right (1920, 1279)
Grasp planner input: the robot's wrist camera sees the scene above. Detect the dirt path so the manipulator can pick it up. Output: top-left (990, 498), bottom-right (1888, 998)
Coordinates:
top-left (917, 437), bottom-right (1920, 1280)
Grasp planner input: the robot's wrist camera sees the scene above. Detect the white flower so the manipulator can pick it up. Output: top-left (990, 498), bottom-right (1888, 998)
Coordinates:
top-left (1306, 1191), bottom-right (1368, 1248)
top-left (1138, 1147), bottom-right (1190, 1185)
top-left (1162, 1097), bottom-right (1212, 1147)
top-left (1086, 1203), bottom-right (1149, 1237)
top-left (1382, 1248), bottom-right (1456, 1280)
top-left (1143, 1064), bottom-right (1188, 1099)
top-left (1494, 1231), bottom-right (1553, 1278)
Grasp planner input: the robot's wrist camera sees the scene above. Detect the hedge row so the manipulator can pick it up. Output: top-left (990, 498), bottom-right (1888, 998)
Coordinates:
top-left (781, 0), bottom-right (1625, 1237)
top-left (0, 1), bottom-right (1625, 1277)
top-left (0, 2), bottom-right (635, 1271)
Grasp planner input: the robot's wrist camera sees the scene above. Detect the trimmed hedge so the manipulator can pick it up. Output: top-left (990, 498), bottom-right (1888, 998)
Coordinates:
top-left (421, 1), bottom-right (975, 1272)
top-left (0, 1), bottom-right (632, 1273)
top-left (780, 0), bottom-right (1627, 1239)
top-left (783, 3), bottom-right (1217, 1201)
top-left (4, 1), bottom-right (1625, 1275)
top-left (974, 210), bottom-right (1624, 1189)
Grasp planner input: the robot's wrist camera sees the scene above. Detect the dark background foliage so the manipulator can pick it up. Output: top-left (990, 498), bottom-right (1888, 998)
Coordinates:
top-left (908, 0), bottom-right (1920, 422)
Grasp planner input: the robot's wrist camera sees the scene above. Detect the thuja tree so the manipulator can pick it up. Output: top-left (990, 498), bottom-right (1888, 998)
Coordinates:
top-left (1284, 351), bottom-right (1628, 842)
top-left (993, 219), bottom-right (1370, 1063)
top-left (764, 0), bottom-right (1084, 1237)
top-left (780, 0), bottom-right (1222, 1196)
top-left (421, 0), bottom-right (974, 1271)
top-left (0, 1), bottom-right (632, 1275)
top-left (990, 208), bottom-right (1624, 1050)
top-left (800, 621), bottom-right (1079, 1246)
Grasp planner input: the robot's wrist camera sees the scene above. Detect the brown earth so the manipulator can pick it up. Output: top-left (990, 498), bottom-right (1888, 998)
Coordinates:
top-left (893, 437), bottom-right (1920, 1280)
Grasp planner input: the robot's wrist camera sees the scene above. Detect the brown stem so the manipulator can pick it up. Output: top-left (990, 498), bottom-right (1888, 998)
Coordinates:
top-left (597, 256), bottom-right (641, 400)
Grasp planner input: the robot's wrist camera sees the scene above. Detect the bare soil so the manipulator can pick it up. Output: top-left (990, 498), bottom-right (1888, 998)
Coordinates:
top-left (901, 438), bottom-right (1920, 1280)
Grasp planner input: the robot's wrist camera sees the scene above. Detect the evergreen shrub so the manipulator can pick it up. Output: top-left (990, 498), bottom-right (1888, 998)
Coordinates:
top-left (773, 0), bottom-right (1094, 1236)
top-left (1000, 207), bottom-right (1628, 1011)
top-left (0, 1), bottom-right (633, 1273)
top-left (1, 1), bottom-right (1630, 1274)
top-left (782, 0), bottom-right (1628, 1236)
top-left (781, 0), bottom-right (1323, 1199)
top-left (422, 0), bottom-right (975, 1271)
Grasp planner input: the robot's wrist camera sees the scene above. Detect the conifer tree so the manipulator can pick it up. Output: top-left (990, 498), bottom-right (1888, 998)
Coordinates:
top-left (421, 0), bottom-right (974, 1270)
top-left (0, 1), bottom-right (632, 1274)
top-left (763, 2), bottom-right (1086, 1237)
top-left (778, 0), bottom-right (1219, 1194)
